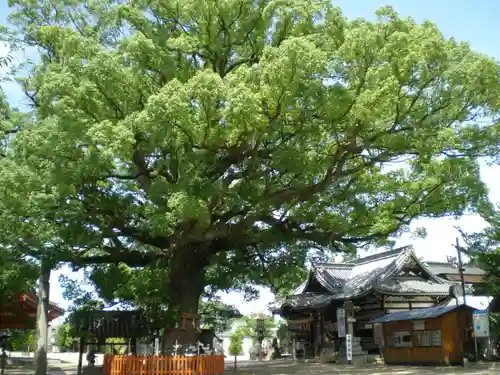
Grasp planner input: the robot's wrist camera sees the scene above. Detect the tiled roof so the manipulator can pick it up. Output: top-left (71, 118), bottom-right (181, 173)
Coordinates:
top-left (281, 293), bottom-right (335, 311)
top-left (292, 246), bottom-right (461, 301)
top-left (292, 280), bottom-right (309, 295)
top-left (313, 264), bottom-right (352, 293)
top-left (376, 279), bottom-right (452, 295)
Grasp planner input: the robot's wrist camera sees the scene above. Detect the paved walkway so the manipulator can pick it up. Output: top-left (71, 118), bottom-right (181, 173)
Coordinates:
top-left (3, 360), bottom-right (79, 375)
top-left (4, 358), bottom-right (500, 375)
top-left (229, 361), bottom-right (500, 375)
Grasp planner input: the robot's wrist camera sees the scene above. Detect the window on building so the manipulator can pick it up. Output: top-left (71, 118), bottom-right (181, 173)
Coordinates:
top-left (413, 330), bottom-right (442, 347)
top-left (386, 331), bottom-right (412, 348)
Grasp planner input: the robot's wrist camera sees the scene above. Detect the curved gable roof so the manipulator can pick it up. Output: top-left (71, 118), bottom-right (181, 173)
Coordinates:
top-left (297, 246), bottom-right (452, 299)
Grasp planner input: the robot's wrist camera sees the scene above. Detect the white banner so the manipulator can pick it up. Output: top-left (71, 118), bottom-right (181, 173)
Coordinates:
top-left (346, 334), bottom-right (352, 361)
top-left (337, 308), bottom-right (346, 338)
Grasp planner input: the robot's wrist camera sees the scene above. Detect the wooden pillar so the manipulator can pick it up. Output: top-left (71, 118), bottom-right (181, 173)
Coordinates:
top-left (315, 313), bottom-right (322, 358)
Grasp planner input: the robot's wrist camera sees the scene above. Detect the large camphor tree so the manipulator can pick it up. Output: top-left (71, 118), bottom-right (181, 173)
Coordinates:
top-left (1, 0), bottom-right (500, 347)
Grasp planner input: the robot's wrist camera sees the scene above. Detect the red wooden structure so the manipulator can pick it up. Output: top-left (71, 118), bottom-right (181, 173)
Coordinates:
top-left (103, 355), bottom-right (225, 375)
top-left (0, 292), bottom-right (65, 329)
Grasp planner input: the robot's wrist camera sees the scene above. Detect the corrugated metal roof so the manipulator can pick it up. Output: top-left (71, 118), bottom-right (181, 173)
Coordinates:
top-left (445, 296), bottom-right (493, 311)
top-left (425, 262), bottom-right (485, 276)
top-left (370, 305), bottom-right (470, 324)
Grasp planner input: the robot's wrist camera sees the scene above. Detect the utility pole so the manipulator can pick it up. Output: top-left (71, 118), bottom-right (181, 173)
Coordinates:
top-left (455, 237), bottom-right (467, 306)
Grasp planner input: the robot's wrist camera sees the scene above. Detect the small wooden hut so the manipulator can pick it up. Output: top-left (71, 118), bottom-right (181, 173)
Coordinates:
top-left (371, 304), bottom-right (474, 365)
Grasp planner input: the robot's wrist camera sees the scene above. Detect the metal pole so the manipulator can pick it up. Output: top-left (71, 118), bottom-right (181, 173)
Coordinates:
top-left (488, 337), bottom-right (492, 361)
top-left (474, 335), bottom-right (478, 362)
top-left (455, 237), bottom-right (471, 363)
top-left (455, 238), bottom-right (467, 306)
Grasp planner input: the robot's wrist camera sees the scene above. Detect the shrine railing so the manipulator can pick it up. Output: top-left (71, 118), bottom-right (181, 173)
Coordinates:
top-left (103, 355), bottom-right (225, 375)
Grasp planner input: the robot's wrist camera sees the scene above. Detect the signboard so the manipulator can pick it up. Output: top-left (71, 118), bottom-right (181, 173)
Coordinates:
top-left (337, 308), bottom-right (346, 338)
top-left (473, 310), bottom-right (490, 338)
top-left (346, 334), bottom-right (352, 361)
top-left (288, 323), bottom-right (310, 331)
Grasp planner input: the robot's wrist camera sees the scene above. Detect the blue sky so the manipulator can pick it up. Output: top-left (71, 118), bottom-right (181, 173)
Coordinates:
top-left (1, 0), bottom-right (500, 316)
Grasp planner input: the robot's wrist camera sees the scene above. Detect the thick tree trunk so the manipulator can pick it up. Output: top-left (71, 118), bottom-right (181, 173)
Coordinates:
top-left (162, 254), bottom-right (207, 351)
top-left (35, 260), bottom-right (50, 375)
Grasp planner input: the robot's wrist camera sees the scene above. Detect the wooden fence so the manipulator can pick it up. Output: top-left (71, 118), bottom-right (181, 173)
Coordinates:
top-left (103, 355), bottom-right (225, 375)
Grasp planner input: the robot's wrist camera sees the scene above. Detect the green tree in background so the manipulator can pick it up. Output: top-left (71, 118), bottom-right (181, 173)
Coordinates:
top-left (228, 331), bottom-right (244, 357)
top-left (236, 315), bottom-right (276, 343)
top-left (0, 251), bottom-right (38, 298)
top-left (54, 324), bottom-right (74, 352)
top-left (460, 225), bottom-right (500, 340)
top-left (1, 1), bottom-right (500, 349)
top-left (105, 338), bottom-right (127, 355)
top-left (8, 330), bottom-right (35, 352)
top-left (199, 299), bottom-right (242, 333)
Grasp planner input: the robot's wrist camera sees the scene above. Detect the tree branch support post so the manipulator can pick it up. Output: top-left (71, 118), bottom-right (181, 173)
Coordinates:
top-left (77, 337), bottom-right (84, 375)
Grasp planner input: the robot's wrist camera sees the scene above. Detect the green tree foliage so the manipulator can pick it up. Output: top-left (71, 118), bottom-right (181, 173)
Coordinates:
top-left (460, 225), bottom-right (500, 296)
top-left (199, 299), bottom-right (242, 333)
top-left (0, 54), bottom-right (12, 68)
top-left (1, 1), bottom-right (500, 337)
top-left (58, 274), bottom-right (106, 338)
top-left (7, 330), bottom-right (35, 352)
top-left (105, 338), bottom-right (128, 355)
top-left (54, 324), bottom-right (74, 352)
top-left (460, 225), bottom-right (500, 339)
top-left (276, 321), bottom-right (288, 342)
top-left (0, 250), bottom-right (38, 298)
top-left (236, 315), bottom-right (276, 342)
top-left (228, 331), bottom-right (244, 356)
